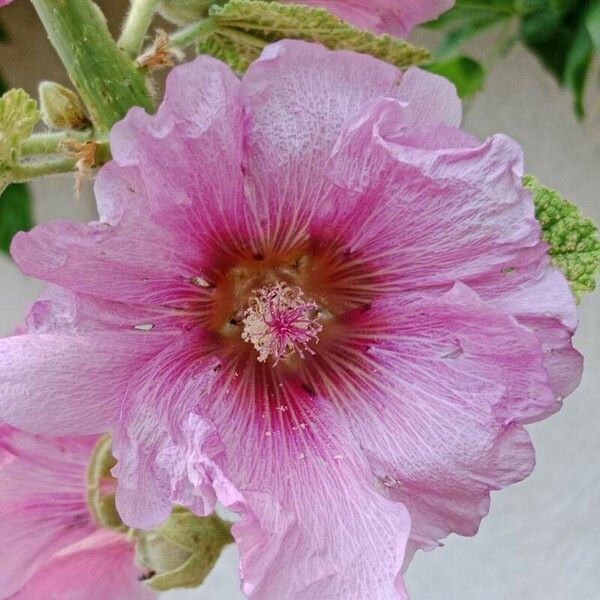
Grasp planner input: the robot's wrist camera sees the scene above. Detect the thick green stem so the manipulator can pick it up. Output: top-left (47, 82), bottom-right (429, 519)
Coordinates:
top-left (30, 0), bottom-right (154, 132)
top-left (118, 0), bottom-right (161, 57)
top-left (20, 132), bottom-right (93, 157)
top-left (10, 158), bottom-right (78, 182)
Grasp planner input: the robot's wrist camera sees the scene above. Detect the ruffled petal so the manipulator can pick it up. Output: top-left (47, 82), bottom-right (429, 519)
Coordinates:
top-left (203, 360), bottom-right (411, 599)
top-left (12, 56), bottom-right (245, 306)
top-left (239, 41), bottom-right (459, 255)
top-left (161, 398), bottom-right (410, 600)
top-left (113, 328), bottom-right (222, 528)
top-left (12, 531), bottom-right (155, 600)
top-left (0, 427), bottom-right (96, 598)
top-left (284, 0), bottom-right (454, 36)
top-left (299, 283), bottom-right (557, 561)
top-left (0, 330), bottom-right (172, 434)
top-left (322, 97), bottom-right (577, 363)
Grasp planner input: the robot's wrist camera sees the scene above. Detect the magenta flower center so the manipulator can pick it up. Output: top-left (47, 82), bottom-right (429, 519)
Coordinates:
top-left (241, 282), bottom-right (322, 364)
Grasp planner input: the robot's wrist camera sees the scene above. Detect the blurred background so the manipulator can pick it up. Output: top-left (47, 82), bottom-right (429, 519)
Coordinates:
top-left (1, 2), bottom-right (599, 599)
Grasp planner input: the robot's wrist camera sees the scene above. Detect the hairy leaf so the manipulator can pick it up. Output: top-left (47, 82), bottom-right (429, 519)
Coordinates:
top-left (525, 175), bottom-right (600, 301)
top-left (0, 88), bottom-right (40, 167)
top-left (199, 0), bottom-right (430, 72)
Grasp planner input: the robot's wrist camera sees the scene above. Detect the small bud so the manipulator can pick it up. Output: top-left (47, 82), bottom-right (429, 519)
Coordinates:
top-left (158, 0), bottom-right (217, 25)
top-left (39, 81), bottom-right (91, 131)
top-left (86, 434), bottom-right (124, 531)
top-left (136, 507), bottom-right (233, 591)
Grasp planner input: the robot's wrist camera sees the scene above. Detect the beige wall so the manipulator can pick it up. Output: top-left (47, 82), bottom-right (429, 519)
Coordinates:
top-left (1, 4), bottom-right (598, 599)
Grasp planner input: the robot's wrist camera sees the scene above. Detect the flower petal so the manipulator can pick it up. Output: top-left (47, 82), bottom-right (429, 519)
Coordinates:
top-left (300, 283), bottom-right (557, 560)
top-left (324, 97), bottom-right (576, 327)
top-left (286, 0), bottom-right (454, 36)
top-left (0, 331), bottom-right (172, 434)
top-left (113, 328), bottom-right (222, 528)
top-left (12, 56), bottom-right (245, 305)
top-left (239, 41), bottom-right (459, 255)
top-left (206, 362), bottom-right (411, 599)
top-left (0, 427), bottom-right (97, 598)
top-left (11, 531), bottom-right (155, 600)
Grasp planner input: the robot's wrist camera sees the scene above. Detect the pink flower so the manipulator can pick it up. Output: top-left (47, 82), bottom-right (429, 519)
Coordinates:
top-left (0, 1), bottom-right (15, 6)
top-left (0, 424), bottom-right (155, 599)
top-left (0, 41), bottom-right (581, 598)
top-left (290, 0), bottom-right (455, 36)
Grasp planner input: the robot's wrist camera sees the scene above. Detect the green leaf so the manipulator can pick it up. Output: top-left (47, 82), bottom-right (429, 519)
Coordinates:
top-left (199, 0), bottom-right (430, 72)
top-left (585, 0), bottom-right (600, 48)
top-left (525, 175), bottom-right (600, 301)
top-left (563, 21), bottom-right (593, 118)
top-left (0, 183), bottom-right (33, 255)
top-left (436, 13), bottom-right (508, 58)
top-left (0, 88), bottom-right (40, 167)
top-left (424, 56), bottom-right (486, 98)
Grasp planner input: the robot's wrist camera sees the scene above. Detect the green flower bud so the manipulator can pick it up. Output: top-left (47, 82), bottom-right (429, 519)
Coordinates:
top-left (38, 81), bottom-right (91, 131)
top-left (136, 507), bottom-right (233, 591)
top-left (86, 434), bottom-right (124, 531)
top-left (158, 0), bottom-right (223, 25)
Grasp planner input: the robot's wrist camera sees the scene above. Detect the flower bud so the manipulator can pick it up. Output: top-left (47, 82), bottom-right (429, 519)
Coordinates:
top-left (86, 434), bottom-right (124, 531)
top-left (38, 81), bottom-right (90, 131)
top-left (158, 0), bottom-right (220, 25)
top-left (136, 507), bottom-right (233, 591)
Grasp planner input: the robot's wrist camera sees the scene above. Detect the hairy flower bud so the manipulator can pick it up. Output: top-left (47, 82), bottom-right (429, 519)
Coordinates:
top-left (38, 81), bottom-right (90, 131)
top-left (135, 507), bottom-right (233, 591)
top-left (158, 0), bottom-right (218, 25)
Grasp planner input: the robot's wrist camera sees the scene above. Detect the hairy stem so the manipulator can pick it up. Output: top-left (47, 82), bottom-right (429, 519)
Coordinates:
top-left (30, 0), bottom-right (153, 131)
top-left (118, 0), bottom-right (162, 57)
top-left (9, 158), bottom-right (78, 182)
top-left (20, 132), bottom-right (94, 157)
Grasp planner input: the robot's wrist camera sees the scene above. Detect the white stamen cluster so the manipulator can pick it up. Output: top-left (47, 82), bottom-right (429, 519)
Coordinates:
top-left (241, 282), bottom-right (322, 364)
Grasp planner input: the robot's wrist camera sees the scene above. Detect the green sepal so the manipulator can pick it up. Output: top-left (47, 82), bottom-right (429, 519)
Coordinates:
top-left (136, 506), bottom-right (233, 591)
top-left (86, 434), bottom-right (124, 531)
top-left (198, 0), bottom-right (430, 72)
top-left (525, 175), bottom-right (600, 301)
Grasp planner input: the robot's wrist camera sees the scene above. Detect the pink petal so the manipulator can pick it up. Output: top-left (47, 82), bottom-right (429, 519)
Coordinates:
top-left (12, 531), bottom-right (155, 600)
top-left (0, 330), bottom-right (172, 434)
top-left (299, 283), bottom-right (555, 560)
top-left (12, 56), bottom-right (245, 306)
top-left (286, 0), bottom-right (454, 36)
top-left (0, 427), bottom-right (97, 597)
top-left (324, 97), bottom-right (576, 324)
top-left (239, 41), bottom-right (459, 255)
top-left (162, 400), bottom-right (412, 600)
top-left (113, 328), bottom-right (222, 528)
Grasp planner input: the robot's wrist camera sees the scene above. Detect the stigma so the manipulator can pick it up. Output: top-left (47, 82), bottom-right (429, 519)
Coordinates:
top-left (241, 282), bottom-right (322, 364)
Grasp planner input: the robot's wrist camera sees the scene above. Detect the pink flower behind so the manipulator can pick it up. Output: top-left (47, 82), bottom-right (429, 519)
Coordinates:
top-left (0, 1), bottom-right (15, 6)
top-left (0, 425), bottom-right (155, 600)
top-left (0, 41), bottom-right (582, 598)
top-left (291, 0), bottom-right (455, 36)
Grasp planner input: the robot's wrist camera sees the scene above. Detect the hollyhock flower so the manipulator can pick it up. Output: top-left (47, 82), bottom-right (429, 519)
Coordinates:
top-left (291, 0), bottom-right (455, 36)
top-left (0, 424), bottom-right (155, 600)
top-left (0, 41), bottom-right (581, 597)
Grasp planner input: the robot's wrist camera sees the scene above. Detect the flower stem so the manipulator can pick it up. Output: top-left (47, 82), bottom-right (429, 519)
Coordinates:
top-left (118, 0), bottom-right (162, 57)
top-left (30, 0), bottom-right (154, 132)
top-left (9, 158), bottom-right (78, 183)
top-left (20, 132), bottom-right (93, 157)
